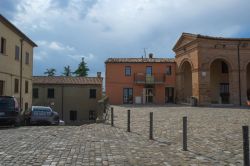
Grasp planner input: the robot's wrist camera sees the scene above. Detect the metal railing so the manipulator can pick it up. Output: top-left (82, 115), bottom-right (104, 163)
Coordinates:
top-left (134, 73), bottom-right (165, 84)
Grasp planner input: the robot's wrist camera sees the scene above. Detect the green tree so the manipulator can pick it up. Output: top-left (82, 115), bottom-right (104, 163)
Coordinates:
top-left (62, 65), bottom-right (72, 76)
top-left (74, 58), bottom-right (89, 76)
top-left (44, 68), bottom-right (56, 76)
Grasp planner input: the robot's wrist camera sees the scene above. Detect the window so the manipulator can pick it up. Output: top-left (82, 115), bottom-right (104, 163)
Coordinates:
top-left (1, 37), bottom-right (6, 54)
top-left (221, 61), bottom-right (228, 73)
top-left (14, 79), bottom-right (19, 93)
top-left (25, 102), bottom-right (28, 111)
top-left (0, 81), bottom-right (4, 96)
top-left (25, 81), bottom-right (28, 93)
top-left (25, 52), bottom-right (29, 65)
top-left (89, 89), bottom-right (96, 98)
top-left (89, 110), bottom-right (96, 120)
top-left (15, 45), bottom-right (20, 61)
top-left (146, 66), bottom-right (152, 76)
top-left (166, 66), bottom-right (172, 75)
top-left (123, 88), bottom-right (133, 104)
top-left (125, 66), bottom-right (131, 76)
top-left (33, 88), bottom-right (39, 98)
top-left (70, 110), bottom-right (77, 121)
top-left (47, 88), bottom-right (54, 98)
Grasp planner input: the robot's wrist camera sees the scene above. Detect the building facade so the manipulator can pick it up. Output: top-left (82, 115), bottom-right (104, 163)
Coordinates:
top-left (105, 57), bottom-right (176, 105)
top-left (32, 76), bottom-right (103, 124)
top-left (0, 14), bottom-right (37, 111)
top-left (174, 33), bottom-right (250, 106)
top-left (106, 33), bottom-right (250, 106)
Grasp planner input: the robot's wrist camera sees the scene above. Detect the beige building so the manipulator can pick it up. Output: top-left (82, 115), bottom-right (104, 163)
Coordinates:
top-left (32, 76), bottom-right (103, 124)
top-left (0, 14), bottom-right (37, 111)
top-left (174, 33), bottom-right (250, 106)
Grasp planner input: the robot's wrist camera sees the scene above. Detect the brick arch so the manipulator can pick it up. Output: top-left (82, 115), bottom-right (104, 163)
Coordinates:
top-left (243, 60), bottom-right (250, 71)
top-left (208, 56), bottom-right (233, 71)
top-left (178, 58), bottom-right (194, 73)
top-left (209, 56), bottom-right (233, 104)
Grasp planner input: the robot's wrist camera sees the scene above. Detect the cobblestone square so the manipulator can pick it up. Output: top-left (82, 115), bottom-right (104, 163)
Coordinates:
top-left (0, 106), bottom-right (250, 166)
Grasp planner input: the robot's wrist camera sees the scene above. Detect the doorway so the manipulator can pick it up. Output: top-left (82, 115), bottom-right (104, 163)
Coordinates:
top-left (146, 88), bottom-right (154, 104)
top-left (210, 59), bottom-right (231, 104)
top-left (165, 87), bottom-right (174, 103)
top-left (220, 83), bottom-right (230, 104)
top-left (123, 88), bottom-right (133, 104)
top-left (180, 61), bottom-right (192, 102)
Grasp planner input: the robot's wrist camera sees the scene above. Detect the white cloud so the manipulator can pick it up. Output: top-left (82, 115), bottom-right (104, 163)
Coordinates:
top-left (37, 40), bottom-right (75, 51)
top-left (66, 53), bottom-right (96, 62)
top-left (34, 51), bottom-right (48, 61)
top-left (49, 42), bottom-right (64, 51)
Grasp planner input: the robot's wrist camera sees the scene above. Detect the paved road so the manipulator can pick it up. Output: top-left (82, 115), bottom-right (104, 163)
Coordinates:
top-left (0, 106), bottom-right (250, 166)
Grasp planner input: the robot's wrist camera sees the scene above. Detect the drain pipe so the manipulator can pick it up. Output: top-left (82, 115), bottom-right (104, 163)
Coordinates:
top-left (20, 39), bottom-right (23, 111)
top-left (237, 41), bottom-right (242, 106)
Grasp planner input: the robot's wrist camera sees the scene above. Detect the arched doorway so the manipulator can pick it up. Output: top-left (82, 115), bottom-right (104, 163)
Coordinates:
top-left (247, 63), bottom-right (250, 101)
top-left (210, 59), bottom-right (231, 104)
top-left (180, 61), bottom-right (192, 103)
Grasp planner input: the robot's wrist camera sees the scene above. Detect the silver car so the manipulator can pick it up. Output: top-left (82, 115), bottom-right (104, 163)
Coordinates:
top-left (30, 106), bottom-right (59, 125)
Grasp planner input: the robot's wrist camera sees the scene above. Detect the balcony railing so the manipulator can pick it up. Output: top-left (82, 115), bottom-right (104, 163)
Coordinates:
top-left (134, 73), bottom-right (165, 84)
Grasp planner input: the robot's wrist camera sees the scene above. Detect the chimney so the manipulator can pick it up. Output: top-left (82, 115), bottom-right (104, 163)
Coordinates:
top-left (149, 53), bottom-right (153, 58)
top-left (97, 72), bottom-right (101, 78)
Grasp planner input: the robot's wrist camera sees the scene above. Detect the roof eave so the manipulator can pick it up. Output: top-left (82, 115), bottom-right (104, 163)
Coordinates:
top-left (0, 14), bottom-right (37, 47)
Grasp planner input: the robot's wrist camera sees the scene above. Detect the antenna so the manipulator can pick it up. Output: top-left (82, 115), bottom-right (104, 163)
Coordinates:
top-left (143, 48), bottom-right (147, 58)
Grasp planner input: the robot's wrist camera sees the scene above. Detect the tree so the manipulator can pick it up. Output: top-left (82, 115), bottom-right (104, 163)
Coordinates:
top-left (44, 68), bottom-right (56, 76)
top-left (62, 65), bottom-right (72, 76)
top-left (74, 58), bottom-right (89, 76)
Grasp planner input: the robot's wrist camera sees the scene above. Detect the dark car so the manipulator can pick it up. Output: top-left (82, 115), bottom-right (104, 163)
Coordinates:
top-left (30, 106), bottom-right (59, 125)
top-left (0, 96), bottom-right (20, 126)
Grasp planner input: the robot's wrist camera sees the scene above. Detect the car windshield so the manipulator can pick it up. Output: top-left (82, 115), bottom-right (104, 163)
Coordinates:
top-left (32, 108), bottom-right (52, 116)
top-left (0, 97), bottom-right (15, 111)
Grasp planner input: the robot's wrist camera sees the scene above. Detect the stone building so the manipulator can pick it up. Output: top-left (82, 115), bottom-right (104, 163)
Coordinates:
top-left (32, 75), bottom-right (103, 124)
top-left (0, 14), bottom-right (37, 111)
top-left (174, 33), bottom-right (250, 106)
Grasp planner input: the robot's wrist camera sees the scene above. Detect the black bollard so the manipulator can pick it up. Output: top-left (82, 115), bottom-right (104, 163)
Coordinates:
top-left (111, 107), bottom-right (114, 126)
top-left (127, 110), bottom-right (131, 132)
top-left (149, 112), bottom-right (153, 140)
top-left (243, 126), bottom-right (249, 166)
top-left (183, 116), bottom-right (187, 151)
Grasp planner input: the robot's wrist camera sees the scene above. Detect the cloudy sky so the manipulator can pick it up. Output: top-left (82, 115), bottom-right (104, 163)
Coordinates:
top-left (1, 0), bottom-right (250, 76)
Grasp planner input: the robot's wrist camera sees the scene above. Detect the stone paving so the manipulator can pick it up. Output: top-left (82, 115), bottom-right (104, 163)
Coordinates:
top-left (0, 105), bottom-right (250, 166)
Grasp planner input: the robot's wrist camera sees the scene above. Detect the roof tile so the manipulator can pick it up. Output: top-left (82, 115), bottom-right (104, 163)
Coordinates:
top-left (105, 58), bottom-right (175, 63)
top-left (33, 76), bottom-right (102, 85)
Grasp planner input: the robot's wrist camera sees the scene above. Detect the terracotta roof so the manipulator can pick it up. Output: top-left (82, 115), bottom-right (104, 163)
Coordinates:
top-left (33, 76), bottom-right (102, 85)
top-left (0, 14), bottom-right (37, 47)
top-left (105, 58), bottom-right (175, 63)
top-left (182, 32), bottom-right (250, 41)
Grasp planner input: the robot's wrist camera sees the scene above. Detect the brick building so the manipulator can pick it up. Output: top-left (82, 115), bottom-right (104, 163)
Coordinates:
top-left (174, 33), bottom-right (250, 106)
top-left (105, 57), bottom-right (176, 105)
top-left (106, 33), bottom-right (250, 106)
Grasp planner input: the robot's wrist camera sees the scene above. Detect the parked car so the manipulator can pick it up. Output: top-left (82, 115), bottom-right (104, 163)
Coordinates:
top-left (30, 106), bottom-right (59, 125)
top-left (0, 96), bottom-right (20, 126)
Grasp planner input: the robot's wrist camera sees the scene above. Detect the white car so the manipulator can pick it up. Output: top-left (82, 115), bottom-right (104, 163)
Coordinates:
top-left (30, 106), bottom-right (59, 125)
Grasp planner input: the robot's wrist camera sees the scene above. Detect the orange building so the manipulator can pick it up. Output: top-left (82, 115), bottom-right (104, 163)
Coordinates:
top-left (105, 56), bottom-right (176, 105)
